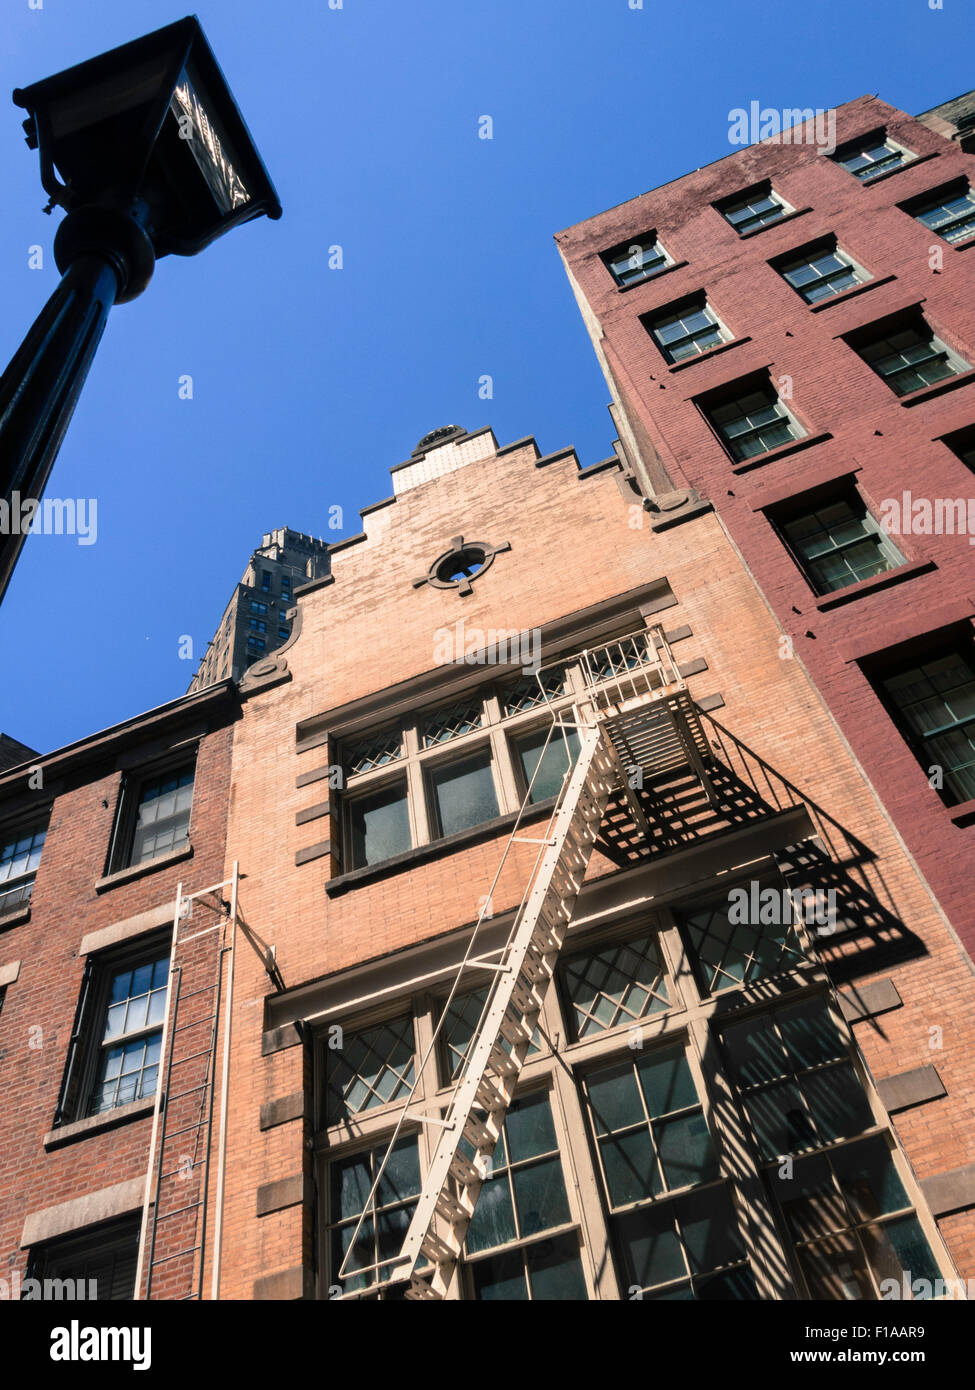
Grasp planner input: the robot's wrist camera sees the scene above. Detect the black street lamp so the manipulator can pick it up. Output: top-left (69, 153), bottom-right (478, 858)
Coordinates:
top-left (0, 15), bottom-right (281, 603)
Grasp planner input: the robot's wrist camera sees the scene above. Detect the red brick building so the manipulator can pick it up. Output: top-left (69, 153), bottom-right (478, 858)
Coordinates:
top-left (0, 684), bottom-right (237, 1301)
top-left (4, 93), bottom-right (975, 1307)
top-left (556, 91), bottom-right (975, 961)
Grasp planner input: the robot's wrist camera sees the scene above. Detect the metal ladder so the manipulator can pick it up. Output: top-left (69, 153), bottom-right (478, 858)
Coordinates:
top-left (339, 625), bottom-right (713, 1300)
top-left (134, 866), bottom-right (238, 1301)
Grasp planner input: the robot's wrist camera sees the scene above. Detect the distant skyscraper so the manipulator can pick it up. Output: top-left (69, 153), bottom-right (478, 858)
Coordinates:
top-left (188, 527), bottom-right (330, 691)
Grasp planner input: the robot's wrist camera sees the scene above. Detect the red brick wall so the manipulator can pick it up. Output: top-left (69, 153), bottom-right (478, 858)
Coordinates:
top-left (0, 715), bottom-right (234, 1295)
top-left (557, 94), bottom-right (975, 960)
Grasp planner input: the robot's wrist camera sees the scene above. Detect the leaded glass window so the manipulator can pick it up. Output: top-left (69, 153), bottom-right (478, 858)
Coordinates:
top-left (344, 727), bottom-right (402, 776)
top-left (420, 697), bottom-right (484, 748)
top-left (90, 955), bottom-right (169, 1115)
top-left (324, 1015), bottom-right (416, 1124)
top-left (441, 988), bottom-right (541, 1084)
top-left (560, 932), bottom-right (671, 1040)
top-left (880, 649), bottom-right (975, 804)
top-left (0, 822), bottom-right (46, 917)
top-left (721, 997), bottom-right (874, 1161)
top-left (328, 1136), bottom-right (422, 1295)
top-left (676, 883), bottom-right (807, 995)
top-left (856, 320), bottom-right (970, 396)
top-left (501, 665), bottom-right (567, 716)
top-left (706, 385), bottom-right (805, 462)
top-left (464, 1092), bottom-right (587, 1299)
top-left (911, 184), bottom-right (975, 244)
top-left (586, 1045), bottom-right (720, 1207)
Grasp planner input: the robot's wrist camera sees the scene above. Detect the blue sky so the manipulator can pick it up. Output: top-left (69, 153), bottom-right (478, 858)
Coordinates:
top-left (1, 0), bottom-right (972, 754)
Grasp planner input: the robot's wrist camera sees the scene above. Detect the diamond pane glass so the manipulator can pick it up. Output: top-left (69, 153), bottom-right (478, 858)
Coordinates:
top-left (325, 1015), bottom-right (416, 1123)
top-left (561, 932), bottom-right (670, 1040)
top-left (502, 666), bottom-right (568, 715)
top-left (345, 728), bottom-right (403, 776)
top-left (421, 697), bottom-right (484, 748)
top-left (442, 987), bottom-right (542, 1083)
top-left (678, 888), bottom-right (806, 995)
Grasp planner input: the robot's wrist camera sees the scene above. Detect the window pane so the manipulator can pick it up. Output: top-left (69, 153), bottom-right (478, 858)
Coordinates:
top-left (505, 1090), bottom-right (558, 1163)
top-left (428, 750), bottom-right (499, 837)
top-left (801, 1063), bottom-right (875, 1144)
top-left (348, 783), bottom-right (411, 868)
top-left (513, 1156), bottom-right (572, 1236)
top-left (831, 1137), bottom-right (909, 1222)
top-left (472, 1248), bottom-right (529, 1300)
top-left (561, 932), bottom-right (670, 1040)
top-left (614, 1205), bottom-right (685, 1289)
top-left (799, 1230), bottom-right (875, 1299)
top-left (681, 1186), bottom-right (746, 1274)
top-left (587, 1061), bottom-right (645, 1135)
top-left (526, 1234), bottom-right (588, 1299)
top-left (515, 726), bottom-right (580, 803)
top-left (600, 1130), bottom-right (661, 1206)
top-left (636, 1046), bottom-right (698, 1117)
top-left (465, 1171), bottom-right (517, 1254)
top-left (325, 1016), bottom-right (415, 1123)
top-left (861, 1216), bottom-right (941, 1294)
top-left (656, 1113), bottom-right (720, 1189)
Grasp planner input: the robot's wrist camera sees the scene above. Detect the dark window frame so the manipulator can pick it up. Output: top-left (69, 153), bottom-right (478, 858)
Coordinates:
top-left (767, 483), bottom-right (906, 597)
top-left (26, 1215), bottom-right (142, 1301)
top-left (106, 755), bottom-right (197, 875)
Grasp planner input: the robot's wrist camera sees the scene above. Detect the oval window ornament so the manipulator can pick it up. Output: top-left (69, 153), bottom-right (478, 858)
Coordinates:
top-left (413, 536), bottom-right (510, 596)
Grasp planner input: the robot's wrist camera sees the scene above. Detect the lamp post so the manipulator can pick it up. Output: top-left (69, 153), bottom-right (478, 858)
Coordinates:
top-left (0, 15), bottom-right (281, 603)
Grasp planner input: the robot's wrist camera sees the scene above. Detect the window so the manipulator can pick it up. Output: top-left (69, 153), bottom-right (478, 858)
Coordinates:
top-left (853, 315), bottom-right (970, 396)
top-left (0, 821), bottom-right (46, 917)
top-left (560, 930), bottom-right (671, 1041)
top-left (111, 763), bottom-right (194, 871)
top-left (776, 241), bottom-right (870, 303)
top-left (440, 987), bottom-right (542, 1083)
top-left (420, 697), bottom-right (484, 749)
top-left (278, 626), bottom-right (291, 640)
top-left (323, 1014), bottom-right (416, 1124)
top-left (88, 952), bottom-right (169, 1114)
top-left (427, 749), bottom-right (499, 837)
top-left (646, 298), bottom-right (731, 364)
top-left (512, 725), bottom-right (580, 803)
top-left (878, 645), bottom-right (975, 804)
top-left (721, 996), bottom-right (940, 1299)
top-left (704, 381), bottom-right (805, 462)
top-left (602, 231), bottom-right (674, 288)
top-left (674, 879), bottom-right (806, 995)
top-left (834, 134), bottom-right (913, 182)
top-left (249, 599), bottom-right (267, 615)
top-left (248, 617), bottom-right (266, 632)
top-left (27, 1217), bottom-right (141, 1300)
top-left (260, 571), bottom-right (271, 592)
top-left (775, 493), bottom-right (905, 595)
top-left (347, 781), bottom-right (412, 868)
top-left (281, 574), bottom-right (293, 597)
top-left (719, 184), bottom-right (790, 235)
top-left (501, 666), bottom-right (567, 716)
top-left (909, 183), bottom-right (975, 244)
top-left (944, 426), bottom-right (975, 472)
top-left (464, 1092), bottom-right (588, 1300)
top-left (328, 1135), bottom-right (422, 1296)
top-left (247, 636), bottom-right (266, 651)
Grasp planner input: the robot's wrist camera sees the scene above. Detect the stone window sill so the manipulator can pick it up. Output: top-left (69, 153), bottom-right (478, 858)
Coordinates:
top-left (808, 275), bottom-right (897, 312)
top-left (736, 207), bottom-right (813, 240)
top-left (852, 152), bottom-right (940, 189)
top-left (667, 337), bottom-right (752, 373)
top-left (948, 797), bottom-right (975, 828)
top-left (325, 799), bottom-right (558, 897)
top-left (95, 843), bottom-right (193, 894)
top-left (44, 1096), bottom-right (156, 1150)
top-left (813, 560), bottom-right (936, 611)
top-left (615, 260), bottom-right (689, 293)
top-left (898, 368), bottom-right (975, 408)
top-left (729, 431), bottom-right (833, 474)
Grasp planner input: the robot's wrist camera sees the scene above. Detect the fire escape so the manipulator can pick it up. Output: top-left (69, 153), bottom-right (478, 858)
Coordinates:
top-left (339, 624), bottom-right (748, 1299)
